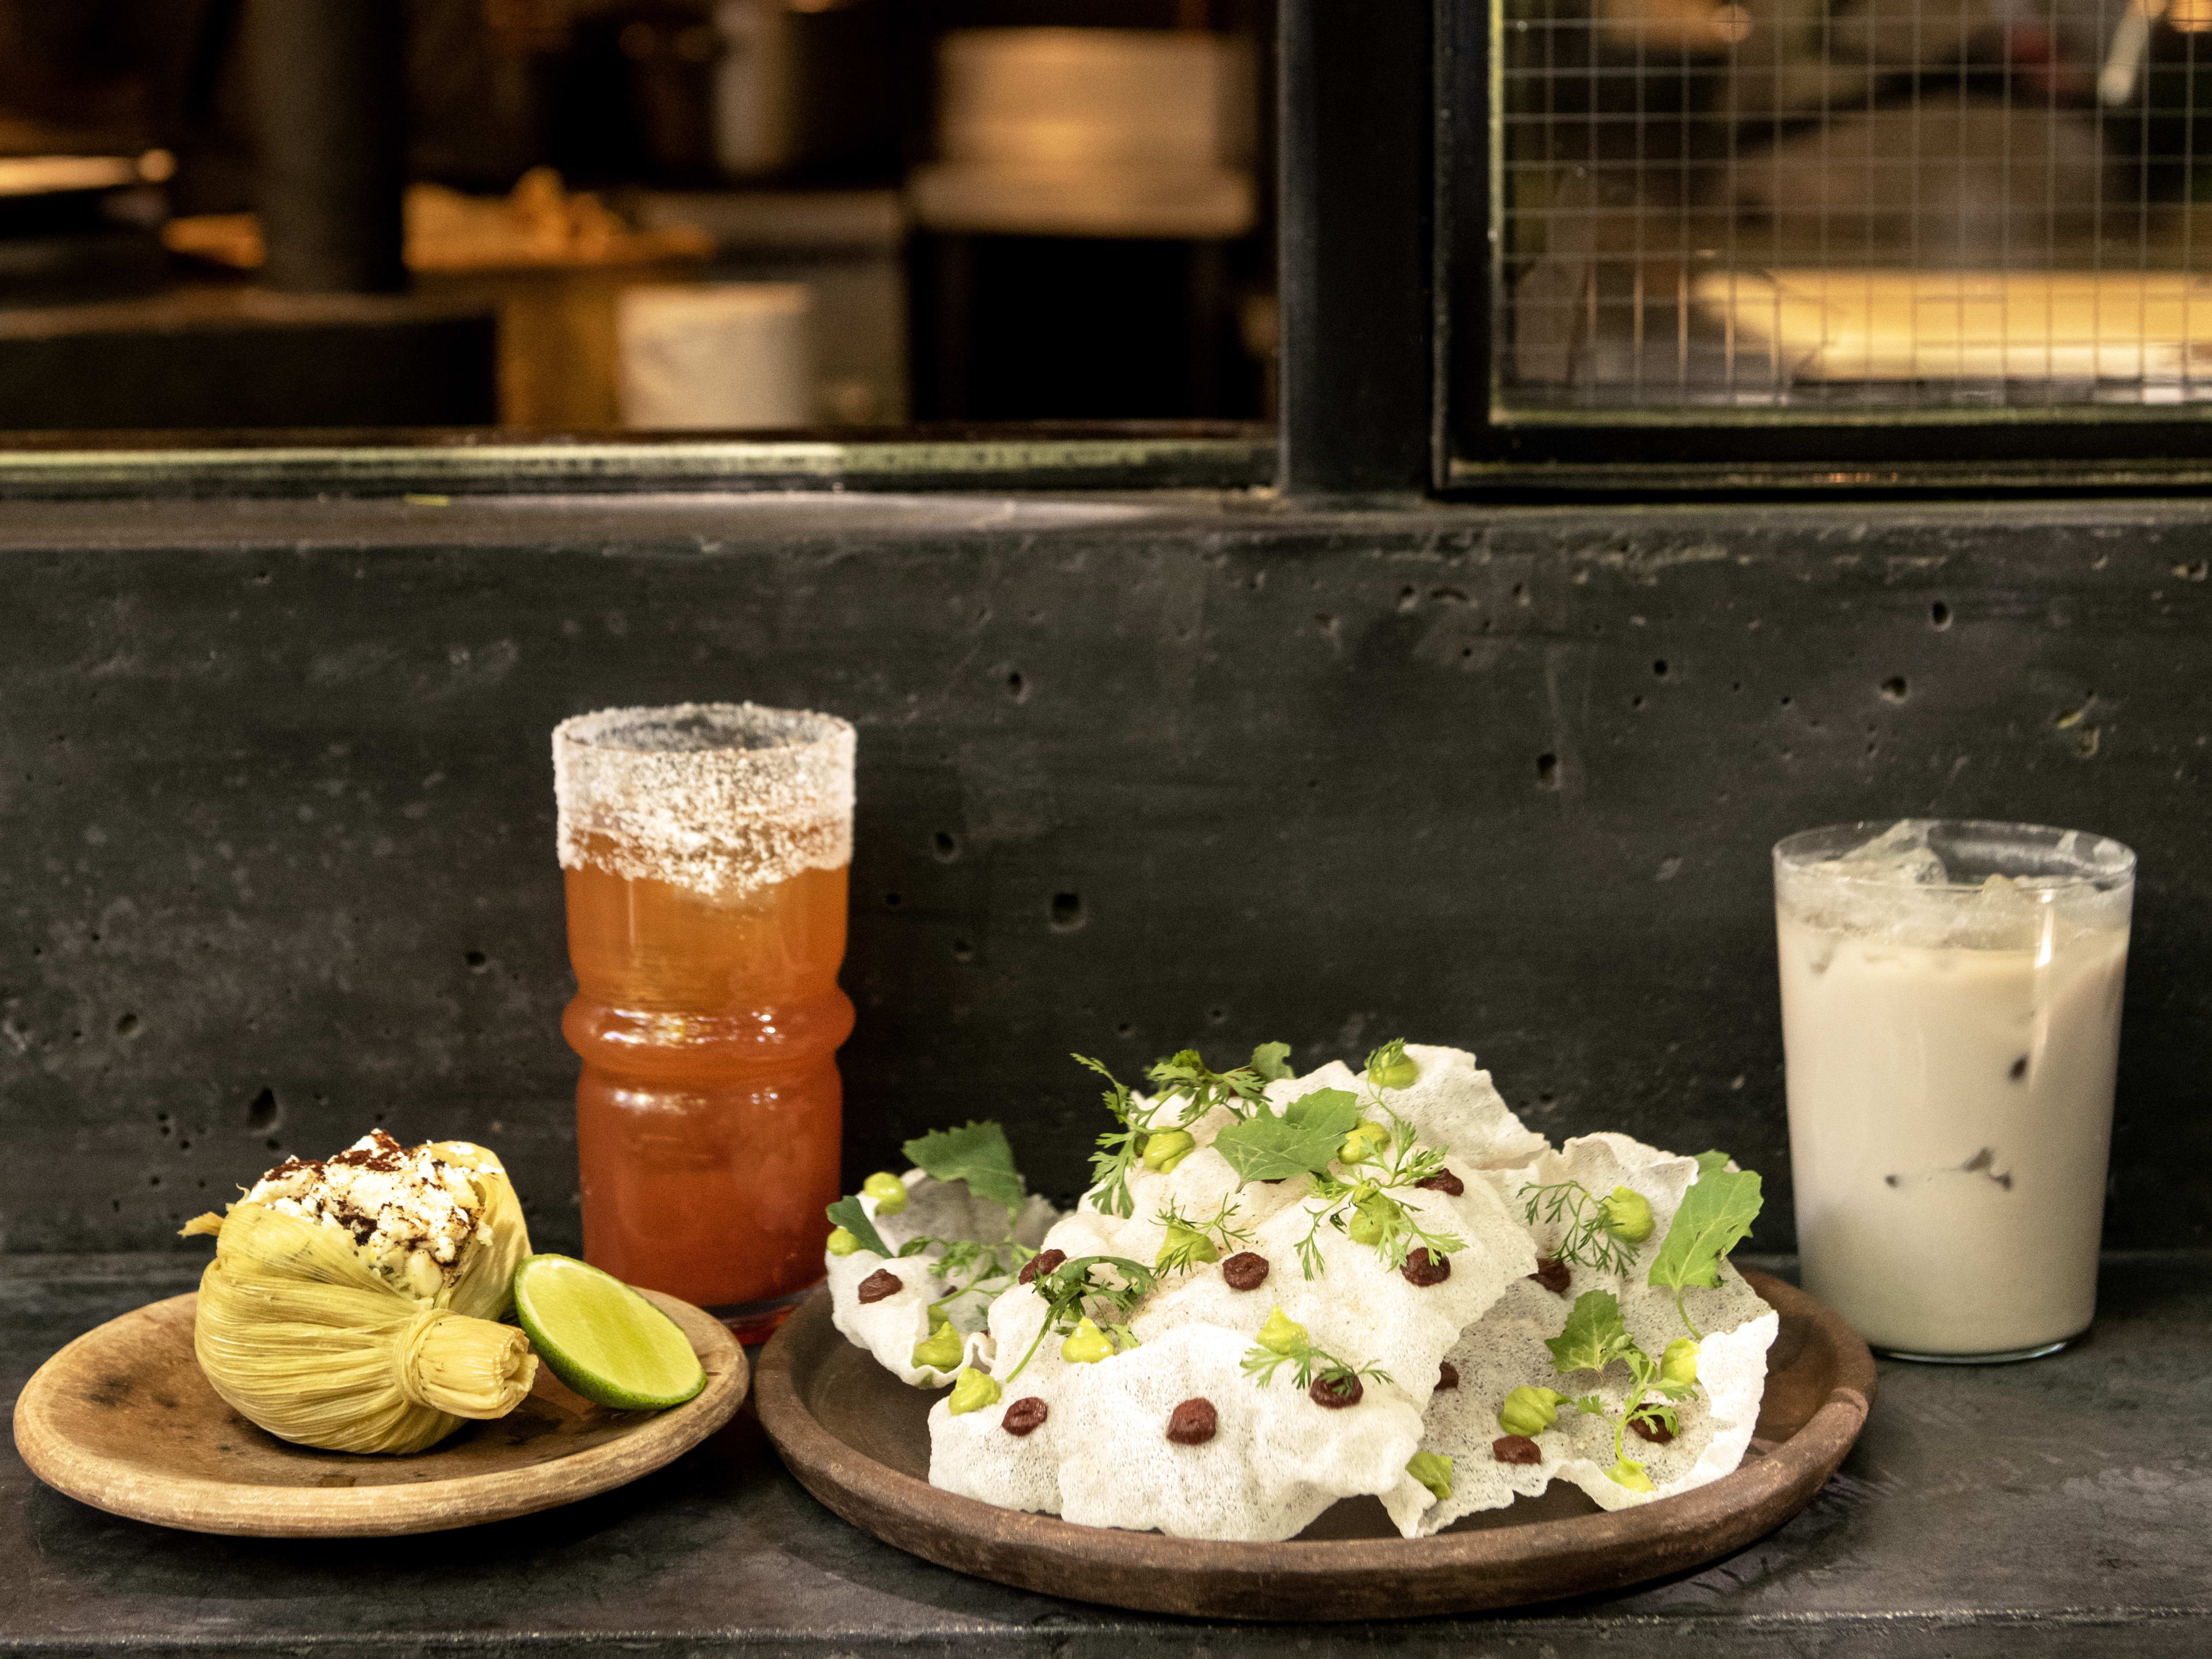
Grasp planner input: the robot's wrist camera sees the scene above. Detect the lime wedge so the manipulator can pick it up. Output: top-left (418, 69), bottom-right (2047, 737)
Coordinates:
top-left (512, 1255), bottom-right (707, 1410)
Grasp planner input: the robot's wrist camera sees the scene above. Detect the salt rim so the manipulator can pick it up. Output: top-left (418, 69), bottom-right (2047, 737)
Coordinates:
top-left (553, 702), bottom-right (855, 901)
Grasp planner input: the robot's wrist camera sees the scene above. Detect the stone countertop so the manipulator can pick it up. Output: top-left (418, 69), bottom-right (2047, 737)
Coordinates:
top-left (3, 1252), bottom-right (2205, 1658)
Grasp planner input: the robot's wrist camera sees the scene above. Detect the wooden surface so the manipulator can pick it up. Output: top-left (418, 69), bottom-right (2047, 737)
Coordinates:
top-left (12, 1286), bottom-right (747, 1537)
top-left (755, 1268), bottom-right (1874, 1620)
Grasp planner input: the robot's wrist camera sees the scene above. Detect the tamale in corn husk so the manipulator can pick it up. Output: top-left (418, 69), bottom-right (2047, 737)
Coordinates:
top-left (183, 1135), bottom-right (537, 1454)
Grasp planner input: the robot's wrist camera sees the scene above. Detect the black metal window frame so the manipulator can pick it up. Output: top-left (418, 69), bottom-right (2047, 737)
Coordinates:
top-left (1444, 0), bottom-right (2212, 492)
top-left (1278, 0), bottom-right (2212, 498)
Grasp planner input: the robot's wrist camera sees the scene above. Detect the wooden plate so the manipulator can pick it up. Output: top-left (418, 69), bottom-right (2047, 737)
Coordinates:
top-left (756, 1268), bottom-right (1873, 1620)
top-left (13, 1287), bottom-right (747, 1537)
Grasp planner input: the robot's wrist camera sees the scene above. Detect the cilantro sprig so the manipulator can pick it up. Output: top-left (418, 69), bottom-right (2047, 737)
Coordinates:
top-left (1002, 1253), bottom-right (1158, 1382)
top-left (1516, 1179), bottom-right (1642, 1276)
top-left (1294, 1105), bottom-right (1465, 1279)
top-left (1241, 1326), bottom-right (1392, 1395)
top-left (1076, 1044), bottom-right (1289, 1217)
top-left (1647, 1152), bottom-right (1763, 1340)
top-left (1543, 1290), bottom-right (1697, 1491)
top-left (1146, 1048), bottom-right (1274, 1117)
top-left (1153, 1194), bottom-right (1253, 1274)
top-left (900, 1236), bottom-right (1034, 1324)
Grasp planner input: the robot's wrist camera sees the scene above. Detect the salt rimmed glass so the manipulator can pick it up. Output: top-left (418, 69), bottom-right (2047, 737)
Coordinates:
top-left (555, 703), bottom-right (855, 1342)
top-left (1774, 820), bottom-right (2134, 1363)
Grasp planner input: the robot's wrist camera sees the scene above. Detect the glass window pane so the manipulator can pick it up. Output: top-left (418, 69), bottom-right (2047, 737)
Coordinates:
top-left (1489, 0), bottom-right (2212, 416)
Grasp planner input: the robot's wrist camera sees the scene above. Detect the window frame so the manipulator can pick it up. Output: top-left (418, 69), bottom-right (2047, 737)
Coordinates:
top-left (1431, 0), bottom-right (2212, 493)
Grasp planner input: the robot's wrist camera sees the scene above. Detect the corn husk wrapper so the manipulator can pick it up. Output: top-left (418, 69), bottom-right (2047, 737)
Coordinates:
top-left (182, 1141), bottom-right (537, 1454)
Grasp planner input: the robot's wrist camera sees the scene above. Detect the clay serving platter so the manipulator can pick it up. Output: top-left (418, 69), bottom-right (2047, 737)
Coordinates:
top-left (13, 1287), bottom-right (747, 1537)
top-left (756, 1267), bottom-right (1874, 1620)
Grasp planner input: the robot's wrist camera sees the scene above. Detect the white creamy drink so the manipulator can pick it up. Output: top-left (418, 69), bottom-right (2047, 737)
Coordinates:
top-left (1774, 821), bottom-right (2134, 1358)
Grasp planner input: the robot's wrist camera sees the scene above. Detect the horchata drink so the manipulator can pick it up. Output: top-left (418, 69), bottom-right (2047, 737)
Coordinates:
top-left (1774, 820), bottom-right (2134, 1361)
top-left (555, 703), bottom-right (854, 1342)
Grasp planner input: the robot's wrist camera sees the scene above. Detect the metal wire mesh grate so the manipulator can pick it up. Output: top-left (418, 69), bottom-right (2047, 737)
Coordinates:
top-left (1495, 0), bottom-right (2212, 412)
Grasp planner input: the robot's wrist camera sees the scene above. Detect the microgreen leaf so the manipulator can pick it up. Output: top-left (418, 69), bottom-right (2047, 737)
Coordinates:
top-left (1147, 1050), bottom-right (1271, 1118)
top-left (1003, 1254), bottom-right (1157, 1382)
top-left (1531, 1291), bottom-right (1705, 1482)
top-left (825, 1194), bottom-right (890, 1259)
top-left (903, 1119), bottom-right (1027, 1215)
top-left (1647, 1156), bottom-right (1763, 1323)
top-left (1249, 1041), bottom-right (1295, 1082)
top-left (1240, 1327), bottom-right (1392, 1393)
top-left (1076, 1055), bottom-right (1147, 1218)
top-left (1154, 1194), bottom-right (1253, 1274)
top-left (1518, 1179), bottom-right (1642, 1275)
top-left (1213, 1087), bottom-right (1362, 1185)
top-left (1545, 1289), bottom-right (1640, 1377)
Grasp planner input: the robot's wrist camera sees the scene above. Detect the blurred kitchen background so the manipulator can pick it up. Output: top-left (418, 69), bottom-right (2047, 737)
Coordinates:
top-left (0, 0), bottom-right (1273, 430)
top-left (1497, 0), bottom-right (2212, 412)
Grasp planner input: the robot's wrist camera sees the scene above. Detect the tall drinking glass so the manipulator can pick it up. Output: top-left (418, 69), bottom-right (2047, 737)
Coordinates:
top-left (555, 703), bottom-right (855, 1342)
top-left (1774, 820), bottom-right (2134, 1362)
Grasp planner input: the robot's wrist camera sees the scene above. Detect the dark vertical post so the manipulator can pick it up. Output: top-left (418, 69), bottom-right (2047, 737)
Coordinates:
top-left (243, 0), bottom-right (407, 294)
top-left (1277, 0), bottom-right (1434, 496)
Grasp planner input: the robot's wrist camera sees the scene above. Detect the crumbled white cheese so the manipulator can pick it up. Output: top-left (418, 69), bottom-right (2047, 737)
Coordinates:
top-left (245, 1130), bottom-right (483, 1298)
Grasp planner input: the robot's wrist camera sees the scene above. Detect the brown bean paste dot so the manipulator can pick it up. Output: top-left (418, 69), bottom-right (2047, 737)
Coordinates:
top-left (1416, 1168), bottom-right (1465, 1196)
top-left (1493, 1434), bottom-right (1542, 1465)
top-left (1400, 1247), bottom-right (1451, 1287)
top-left (1018, 1248), bottom-right (1066, 1286)
top-left (1310, 1374), bottom-right (1363, 1409)
top-left (1220, 1251), bottom-right (1270, 1291)
top-left (1630, 1415), bottom-right (1677, 1446)
top-left (1529, 1256), bottom-right (1571, 1296)
top-left (855, 1268), bottom-right (903, 1304)
top-left (1002, 1396), bottom-right (1049, 1437)
top-left (1166, 1397), bottom-right (1218, 1445)
top-left (1437, 1360), bottom-right (1460, 1391)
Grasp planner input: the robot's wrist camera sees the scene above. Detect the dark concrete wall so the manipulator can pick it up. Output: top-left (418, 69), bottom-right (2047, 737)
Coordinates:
top-left (2, 491), bottom-right (2206, 1256)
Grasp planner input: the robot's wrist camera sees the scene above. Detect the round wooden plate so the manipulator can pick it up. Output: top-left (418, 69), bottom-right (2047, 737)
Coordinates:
top-left (756, 1268), bottom-right (1873, 1620)
top-left (13, 1287), bottom-right (748, 1537)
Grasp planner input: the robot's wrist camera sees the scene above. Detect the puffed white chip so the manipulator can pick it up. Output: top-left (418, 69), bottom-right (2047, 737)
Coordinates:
top-left (1051, 1322), bottom-right (1427, 1541)
top-left (1381, 1261), bottom-right (1777, 1536)
top-left (927, 1283), bottom-right (1071, 1514)
top-left (1482, 1131), bottom-right (1704, 1281)
top-left (827, 1170), bottom-right (1058, 1386)
top-left (1372, 1046), bottom-right (1553, 1171)
top-left (1131, 1163), bottom-right (1535, 1411)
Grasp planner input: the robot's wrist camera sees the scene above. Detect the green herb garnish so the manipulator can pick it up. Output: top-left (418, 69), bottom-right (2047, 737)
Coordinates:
top-left (1516, 1179), bottom-right (1643, 1276)
top-left (1077, 1056), bottom-right (1153, 1218)
top-left (902, 1119), bottom-right (1027, 1216)
top-left (1211, 1086), bottom-right (1362, 1185)
top-left (1293, 1106), bottom-right (1465, 1278)
top-left (824, 1193), bottom-right (891, 1258)
top-left (1646, 1150), bottom-right (1763, 1340)
top-left (1240, 1311), bottom-right (1392, 1394)
top-left (1146, 1048), bottom-right (1274, 1118)
top-left (904, 1236), bottom-right (1035, 1325)
top-left (1002, 1253), bottom-right (1157, 1382)
top-left (1540, 1289), bottom-right (1697, 1491)
top-left (1153, 1194), bottom-right (1253, 1274)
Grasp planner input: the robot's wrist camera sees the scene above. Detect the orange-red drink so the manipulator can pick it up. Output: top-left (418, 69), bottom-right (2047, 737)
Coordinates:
top-left (554, 704), bottom-right (855, 1342)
